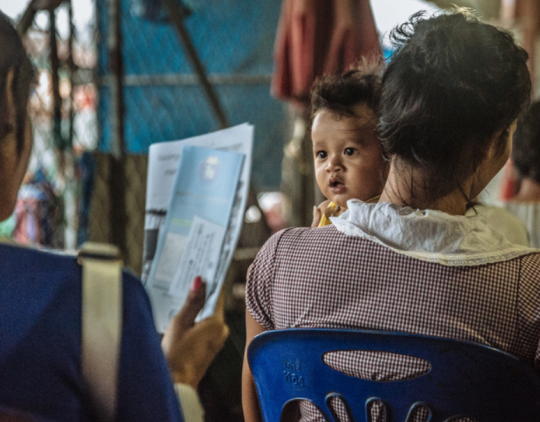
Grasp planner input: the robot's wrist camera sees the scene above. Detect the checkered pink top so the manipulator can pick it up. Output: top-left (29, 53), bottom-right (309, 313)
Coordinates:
top-left (246, 225), bottom-right (540, 421)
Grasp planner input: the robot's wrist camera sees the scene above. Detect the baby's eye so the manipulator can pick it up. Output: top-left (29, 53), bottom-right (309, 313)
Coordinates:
top-left (344, 148), bottom-right (356, 156)
top-left (317, 151), bottom-right (327, 159)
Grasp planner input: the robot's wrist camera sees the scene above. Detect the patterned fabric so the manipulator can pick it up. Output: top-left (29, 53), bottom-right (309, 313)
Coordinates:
top-left (246, 225), bottom-right (540, 421)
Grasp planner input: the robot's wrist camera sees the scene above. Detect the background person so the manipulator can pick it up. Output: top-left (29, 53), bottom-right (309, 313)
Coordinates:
top-left (502, 101), bottom-right (540, 248)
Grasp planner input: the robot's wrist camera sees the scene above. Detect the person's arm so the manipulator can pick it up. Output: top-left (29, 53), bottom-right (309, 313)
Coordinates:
top-left (242, 309), bottom-right (267, 422)
top-left (243, 230), bottom-right (288, 422)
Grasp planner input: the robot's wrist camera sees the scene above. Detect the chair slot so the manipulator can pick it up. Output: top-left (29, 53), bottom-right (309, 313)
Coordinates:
top-left (286, 399), bottom-right (330, 422)
top-left (406, 402), bottom-right (432, 422)
top-left (323, 350), bottom-right (432, 382)
top-left (326, 393), bottom-right (353, 422)
top-left (366, 397), bottom-right (389, 422)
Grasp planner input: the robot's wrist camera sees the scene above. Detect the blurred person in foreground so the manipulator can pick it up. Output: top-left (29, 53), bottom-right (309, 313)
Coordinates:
top-left (502, 101), bottom-right (540, 248)
top-left (243, 10), bottom-right (540, 422)
top-left (0, 12), bottom-right (227, 421)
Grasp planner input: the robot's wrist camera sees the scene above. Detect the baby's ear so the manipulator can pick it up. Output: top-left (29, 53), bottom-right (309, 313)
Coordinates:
top-left (0, 70), bottom-right (16, 142)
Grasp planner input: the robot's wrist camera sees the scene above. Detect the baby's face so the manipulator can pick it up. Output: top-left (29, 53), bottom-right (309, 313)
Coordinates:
top-left (312, 104), bottom-right (385, 210)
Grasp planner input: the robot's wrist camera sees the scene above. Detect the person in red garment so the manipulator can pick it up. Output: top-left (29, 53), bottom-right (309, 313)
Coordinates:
top-left (243, 10), bottom-right (538, 422)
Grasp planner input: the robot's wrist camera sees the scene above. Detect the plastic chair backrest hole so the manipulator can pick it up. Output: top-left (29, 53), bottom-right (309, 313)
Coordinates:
top-left (323, 350), bottom-right (431, 381)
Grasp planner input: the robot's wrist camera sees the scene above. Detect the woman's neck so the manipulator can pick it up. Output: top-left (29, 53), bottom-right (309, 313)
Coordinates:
top-left (512, 177), bottom-right (540, 203)
top-left (379, 163), bottom-right (470, 216)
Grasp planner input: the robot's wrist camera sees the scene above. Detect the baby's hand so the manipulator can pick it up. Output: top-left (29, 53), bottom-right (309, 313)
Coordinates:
top-left (311, 200), bottom-right (331, 228)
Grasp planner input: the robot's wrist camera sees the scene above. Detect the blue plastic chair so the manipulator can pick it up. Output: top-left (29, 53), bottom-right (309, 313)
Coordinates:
top-left (247, 329), bottom-right (540, 421)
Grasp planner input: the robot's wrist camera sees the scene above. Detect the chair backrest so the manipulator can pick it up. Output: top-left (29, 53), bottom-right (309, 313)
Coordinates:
top-left (247, 329), bottom-right (540, 422)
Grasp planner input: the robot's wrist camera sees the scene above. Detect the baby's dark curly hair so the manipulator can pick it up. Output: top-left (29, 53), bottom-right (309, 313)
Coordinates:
top-left (513, 102), bottom-right (540, 185)
top-left (310, 63), bottom-right (383, 125)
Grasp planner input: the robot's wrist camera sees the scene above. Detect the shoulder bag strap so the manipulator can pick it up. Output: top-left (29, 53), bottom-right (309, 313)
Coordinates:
top-left (79, 242), bottom-right (123, 422)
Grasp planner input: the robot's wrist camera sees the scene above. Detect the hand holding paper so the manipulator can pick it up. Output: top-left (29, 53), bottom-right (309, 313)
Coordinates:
top-left (162, 277), bottom-right (229, 389)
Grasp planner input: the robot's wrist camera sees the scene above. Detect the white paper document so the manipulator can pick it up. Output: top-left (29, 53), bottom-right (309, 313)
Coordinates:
top-left (168, 216), bottom-right (226, 319)
top-left (154, 232), bottom-right (187, 283)
top-left (142, 124), bottom-right (254, 332)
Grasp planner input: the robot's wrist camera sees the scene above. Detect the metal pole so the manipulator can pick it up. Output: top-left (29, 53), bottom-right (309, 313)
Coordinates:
top-left (161, 0), bottom-right (229, 129)
top-left (108, 0), bottom-right (126, 160)
top-left (64, 0), bottom-right (77, 250)
top-left (67, 0), bottom-right (75, 149)
top-left (107, 0), bottom-right (127, 256)
top-left (18, 0), bottom-right (67, 36)
top-left (49, 5), bottom-right (70, 247)
top-left (49, 7), bottom-right (63, 152)
top-left (17, 3), bottom-right (38, 36)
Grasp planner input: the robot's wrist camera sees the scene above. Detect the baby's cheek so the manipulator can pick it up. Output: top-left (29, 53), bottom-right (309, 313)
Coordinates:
top-left (315, 169), bottom-right (328, 185)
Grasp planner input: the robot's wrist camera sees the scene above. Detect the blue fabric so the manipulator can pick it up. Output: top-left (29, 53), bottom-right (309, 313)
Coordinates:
top-left (0, 243), bottom-right (184, 422)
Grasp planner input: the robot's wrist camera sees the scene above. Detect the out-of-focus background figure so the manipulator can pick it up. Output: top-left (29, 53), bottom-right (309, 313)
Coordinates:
top-left (501, 101), bottom-right (540, 247)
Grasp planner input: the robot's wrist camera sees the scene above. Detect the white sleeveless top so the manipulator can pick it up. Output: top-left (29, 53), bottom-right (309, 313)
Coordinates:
top-left (502, 202), bottom-right (540, 248)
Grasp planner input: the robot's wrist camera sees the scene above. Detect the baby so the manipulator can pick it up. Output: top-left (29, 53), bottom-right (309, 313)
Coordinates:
top-left (310, 66), bottom-right (387, 227)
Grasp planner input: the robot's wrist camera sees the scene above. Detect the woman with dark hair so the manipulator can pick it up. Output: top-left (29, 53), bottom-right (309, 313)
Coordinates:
top-left (243, 10), bottom-right (540, 422)
top-left (0, 12), bottom-right (227, 422)
top-left (502, 101), bottom-right (540, 247)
